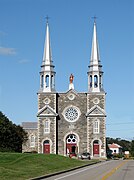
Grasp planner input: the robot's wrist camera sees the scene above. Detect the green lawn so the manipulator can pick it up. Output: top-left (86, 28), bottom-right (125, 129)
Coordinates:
top-left (0, 153), bottom-right (98, 180)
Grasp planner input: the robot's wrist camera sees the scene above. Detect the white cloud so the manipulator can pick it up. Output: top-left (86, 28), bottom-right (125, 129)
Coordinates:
top-left (0, 46), bottom-right (16, 55)
top-left (18, 59), bottom-right (30, 64)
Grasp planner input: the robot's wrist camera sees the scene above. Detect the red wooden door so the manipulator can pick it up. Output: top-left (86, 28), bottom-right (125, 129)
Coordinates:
top-left (44, 144), bottom-right (50, 154)
top-left (66, 143), bottom-right (76, 154)
top-left (93, 144), bottom-right (99, 155)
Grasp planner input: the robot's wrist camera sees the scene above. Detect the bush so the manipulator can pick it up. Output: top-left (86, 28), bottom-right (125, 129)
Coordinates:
top-left (113, 153), bottom-right (124, 158)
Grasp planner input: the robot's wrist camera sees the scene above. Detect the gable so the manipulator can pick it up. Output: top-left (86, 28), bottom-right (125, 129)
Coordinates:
top-left (86, 105), bottom-right (106, 117)
top-left (66, 89), bottom-right (78, 96)
top-left (65, 89), bottom-right (79, 100)
top-left (37, 105), bottom-right (58, 117)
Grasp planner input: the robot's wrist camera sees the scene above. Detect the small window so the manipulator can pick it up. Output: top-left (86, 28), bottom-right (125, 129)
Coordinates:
top-left (51, 75), bottom-right (54, 89)
top-left (41, 75), bottom-right (44, 88)
top-left (30, 135), bottom-right (35, 147)
top-left (44, 140), bottom-right (49, 144)
top-left (94, 75), bottom-right (98, 88)
top-left (90, 75), bottom-right (92, 88)
top-left (99, 75), bottom-right (102, 88)
top-left (45, 75), bottom-right (49, 87)
top-left (93, 120), bottom-right (100, 134)
top-left (44, 120), bottom-right (50, 134)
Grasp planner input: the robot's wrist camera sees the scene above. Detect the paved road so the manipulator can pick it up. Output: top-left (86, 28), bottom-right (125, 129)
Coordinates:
top-left (42, 160), bottom-right (134, 180)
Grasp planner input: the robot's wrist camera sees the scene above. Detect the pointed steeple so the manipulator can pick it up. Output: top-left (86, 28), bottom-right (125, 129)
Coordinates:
top-left (42, 20), bottom-right (52, 66)
top-left (40, 19), bottom-right (56, 92)
top-left (90, 21), bottom-right (100, 66)
top-left (88, 20), bottom-right (103, 92)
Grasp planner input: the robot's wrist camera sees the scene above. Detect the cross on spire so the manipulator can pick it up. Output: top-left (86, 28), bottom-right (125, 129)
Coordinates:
top-left (92, 16), bottom-right (97, 23)
top-left (46, 15), bottom-right (50, 23)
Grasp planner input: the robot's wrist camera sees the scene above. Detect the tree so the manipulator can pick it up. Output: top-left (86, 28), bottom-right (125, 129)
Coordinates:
top-left (0, 111), bottom-right (27, 152)
top-left (130, 140), bottom-right (134, 157)
top-left (106, 137), bottom-right (131, 152)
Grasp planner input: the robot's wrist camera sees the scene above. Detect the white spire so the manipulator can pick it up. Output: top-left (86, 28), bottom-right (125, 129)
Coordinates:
top-left (89, 21), bottom-right (101, 71)
top-left (88, 20), bottom-right (103, 92)
top-left (42, 21), bottom-right (52, 66)
top-left (40, 20), bottom-right (56, 92)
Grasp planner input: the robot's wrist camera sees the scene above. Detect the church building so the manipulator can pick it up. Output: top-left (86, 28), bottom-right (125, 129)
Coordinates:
top-left (22, 19), bottom-right (106, 159)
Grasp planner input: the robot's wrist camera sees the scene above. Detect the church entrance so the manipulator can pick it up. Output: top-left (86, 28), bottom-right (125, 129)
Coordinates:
top-left (66, 134), bottom-right (77, 156)
top-left (93, 140), bottom-right (99, 156)
top-left (43, 140), bottom-right (50, 154)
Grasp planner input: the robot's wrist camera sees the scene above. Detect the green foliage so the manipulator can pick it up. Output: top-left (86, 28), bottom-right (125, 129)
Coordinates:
top-left (0, 111), bottom-right (27, 152)
top-left (130, 140), bottom-right (134, 157)
top-left (106, 137), bottom-right (131, 151)
top-left (106, 137), bottom-right (134, 157)
top-left (113, 153), bottom-right (124, 158)
top-left (0, 153), bottom-right (98, 180)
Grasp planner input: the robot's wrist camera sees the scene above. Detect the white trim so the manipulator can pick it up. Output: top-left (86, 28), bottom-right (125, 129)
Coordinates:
top-left (54, 117), bottom-right (56, 154)
top-left (93, 119), bottom-right (100, 134)
top-left (67, 93), bottom-right (75, 100)
top-left (30, 134), bottom-right (35, 147)
top-left (62, 105), bottom-right (81, 122)
top-left (41, 138), bottom-right (52, 154)
top-left (43, 97), bottom-right (51, 105)
top-left (91, 138), bottom-right (102, 158)
top-left (87, 117), bottom-right (90, 152)
top-left (44, 119), bottom-right (50, 134)
top-left (86, 105), bottom-right (106, 117)
top-left (63, 132), bottom-right (80, 156)
top-left (37, 105), bottom-right (58, 117)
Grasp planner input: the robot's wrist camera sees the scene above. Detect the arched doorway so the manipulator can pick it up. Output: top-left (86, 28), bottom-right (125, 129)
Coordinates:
top-left (43, 140), bottom-right (50, 154)
top-left (66, 134), bottom-right (77, 155)
top-left (93, 140), bottom-right (99, 156)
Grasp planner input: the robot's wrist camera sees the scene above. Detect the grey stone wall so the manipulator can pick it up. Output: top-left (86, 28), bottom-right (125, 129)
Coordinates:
top-left (23, 90), bottom-right (106, 158)
top-left (57, 91), bottom-right (88, 155)
top-left (38, 92), bottom-right (56, 111)
top-left (87, 93), bottom-right (106, 157)
top-left (87, 93), bottom-right (105, 110)
top-left (38, 117), bottom-right (56, 153)
top-left (22, 128), bottom-right (38, 153)
top-left (37, 92), bottom-right (56, 154)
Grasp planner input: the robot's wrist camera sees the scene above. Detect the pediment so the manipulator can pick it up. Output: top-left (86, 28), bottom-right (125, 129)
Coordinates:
top-left (86, 105), bottom-right (106, 117)
top-left (66, 89), bottom-right (79, 100)
top-left (37, 105), bottom-right (58, 117)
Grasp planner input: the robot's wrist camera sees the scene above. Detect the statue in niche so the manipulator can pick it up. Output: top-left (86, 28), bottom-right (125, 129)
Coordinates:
top-left (69, 74), bottom-right (74, 84)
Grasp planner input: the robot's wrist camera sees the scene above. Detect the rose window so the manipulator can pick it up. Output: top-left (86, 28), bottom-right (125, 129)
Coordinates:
top-left (65, 107), bottom-right (79, 121)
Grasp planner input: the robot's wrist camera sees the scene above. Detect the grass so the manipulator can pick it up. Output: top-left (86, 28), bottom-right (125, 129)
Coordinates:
top-left (0, 153), bottom-right (99, 180)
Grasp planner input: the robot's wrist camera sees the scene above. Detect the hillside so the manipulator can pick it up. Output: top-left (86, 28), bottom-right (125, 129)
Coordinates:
top-left (0, 153), bottom-right (98, 180)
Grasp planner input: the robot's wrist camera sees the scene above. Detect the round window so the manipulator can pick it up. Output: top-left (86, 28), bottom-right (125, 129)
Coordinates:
top-left (64, 106), bottom-right (80, 122)
top-left (93, 98), bottom-right (100, 105)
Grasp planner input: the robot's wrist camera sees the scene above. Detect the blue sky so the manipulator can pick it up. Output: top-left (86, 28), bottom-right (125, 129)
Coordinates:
top-left (0, 0), bottom-right (134, 140)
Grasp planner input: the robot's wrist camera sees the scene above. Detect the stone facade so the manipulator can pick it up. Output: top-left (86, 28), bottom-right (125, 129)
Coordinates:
top-left (22, 20), bottom-right (107, 159)
top-left (22, 122), bottom-right (38, 153)
top-left (22, 90), bottom-right (106, 158)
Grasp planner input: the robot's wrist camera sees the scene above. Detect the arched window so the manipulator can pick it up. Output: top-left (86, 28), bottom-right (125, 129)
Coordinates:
top-left (66, 134), bottom-right (77, 144)
top-left (94, 75), bottom-right (98, 88)
top-left (44, 140), bottom-right (49, 144)
top-left (45, 75), bottom-right (49, 87)
top-left (51, 75), bottom-right (54, 89)
top-left (30, 135), bottom-right (35, 147)
top-left (99, 75), bottom-right (102, 88)
top-left (41, 75), bottom-right (44, 88)
top-left (90, 75), bottom-right (92, 88)
top-left (93, 120), bottom-right (100, 134)
top-left (44, 120), bottom-right (50, 134)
